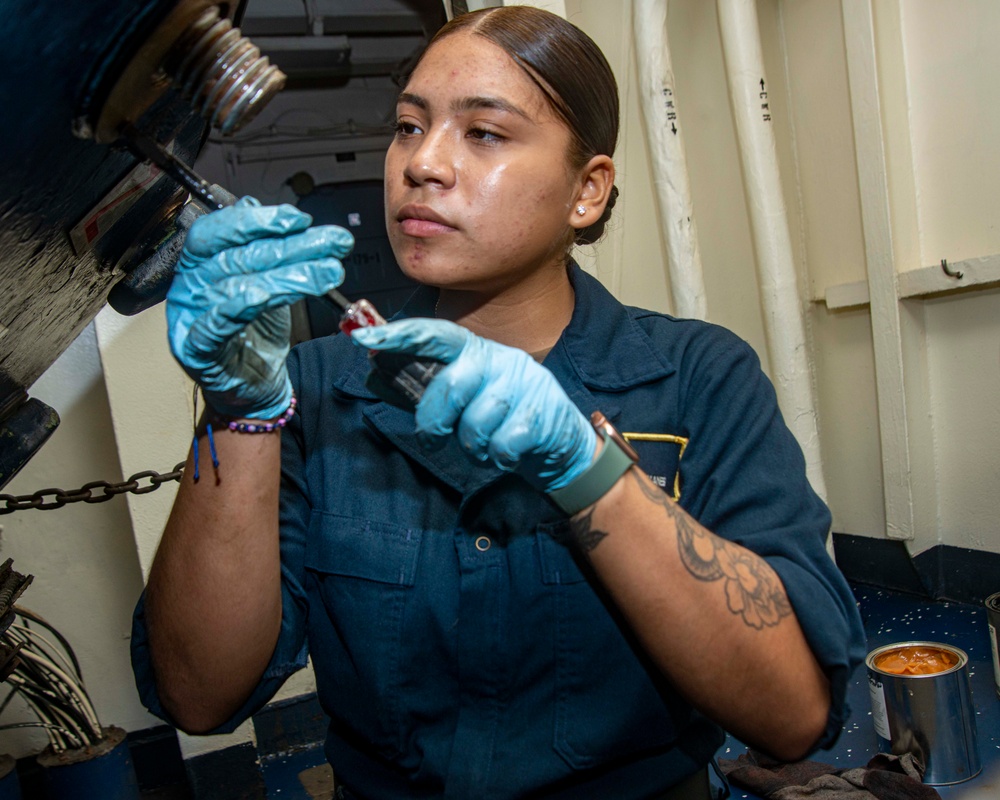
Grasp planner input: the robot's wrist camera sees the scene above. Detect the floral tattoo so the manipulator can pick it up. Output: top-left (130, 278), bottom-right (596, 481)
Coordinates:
top-left (633, 474), bottom-right (791, 629)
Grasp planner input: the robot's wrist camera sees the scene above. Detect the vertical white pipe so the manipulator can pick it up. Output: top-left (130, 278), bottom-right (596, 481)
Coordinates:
top-left (716, 0), bottom-right (828, 501)
top-left (840, 0), bottom-right (915, 541)
top-left (633, 0), bottom-right (708, 320)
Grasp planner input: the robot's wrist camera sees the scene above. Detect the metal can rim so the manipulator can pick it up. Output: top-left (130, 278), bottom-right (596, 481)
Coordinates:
top-left (985, 592), bottom-right (1000, 613)
top-left (865, 641), bottom-right (968, 678)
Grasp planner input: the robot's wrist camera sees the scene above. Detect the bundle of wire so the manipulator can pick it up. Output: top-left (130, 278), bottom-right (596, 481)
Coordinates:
top-left (0, 607), bottom-right (103, 753)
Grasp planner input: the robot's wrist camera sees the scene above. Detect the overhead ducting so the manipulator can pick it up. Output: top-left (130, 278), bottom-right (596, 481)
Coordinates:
top-left (238, 0), bottom-right (446, 86)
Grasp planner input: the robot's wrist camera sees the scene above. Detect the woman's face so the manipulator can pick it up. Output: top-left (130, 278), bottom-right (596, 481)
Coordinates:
top-left (384, 30), bottom-right (583, 294)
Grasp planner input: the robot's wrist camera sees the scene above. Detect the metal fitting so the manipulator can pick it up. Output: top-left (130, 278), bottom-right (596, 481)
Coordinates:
top-left (162, 5), bottom-right (285, 135)
top-left (76, 0), bottom-right (285, 143)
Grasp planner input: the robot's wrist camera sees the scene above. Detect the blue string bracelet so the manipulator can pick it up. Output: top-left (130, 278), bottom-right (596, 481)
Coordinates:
top-left (191, 387), bottom-right (221, 483)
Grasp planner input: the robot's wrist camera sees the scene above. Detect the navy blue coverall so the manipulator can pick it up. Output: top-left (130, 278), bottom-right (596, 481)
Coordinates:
top-left (133, 263), bottom-right (866, 799)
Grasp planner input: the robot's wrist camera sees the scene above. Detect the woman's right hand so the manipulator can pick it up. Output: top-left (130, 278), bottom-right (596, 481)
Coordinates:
top-left (167, 197), bottom-right (354, 419)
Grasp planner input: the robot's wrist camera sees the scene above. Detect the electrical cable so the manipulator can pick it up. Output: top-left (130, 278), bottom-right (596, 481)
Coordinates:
top-left (6, 680), bottom-right (78, 750)
top-left (27, 693), bottom-right (97, 747)
top-left (0, 721), bottom-right (80, 736)
top-left (0, 719), bottom-right (84, 755)
top-left (15, 608), bottom-right (83, 680)
top-left (14, 651), bottom-right (100, 737)
top-left (0, 685), bottom-right (18, 717)
top-left (8, 625), bottom-right (80, 683)
top-left (10, 679), bottom-right (96, 744)
top-left (9, 626), bottom-right (85, 691)
top-left (0, 609), bottom-right (104, 752)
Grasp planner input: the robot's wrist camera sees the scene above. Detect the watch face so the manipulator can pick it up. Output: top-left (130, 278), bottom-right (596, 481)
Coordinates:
top-left (590, 411), bottom-right (640, 463)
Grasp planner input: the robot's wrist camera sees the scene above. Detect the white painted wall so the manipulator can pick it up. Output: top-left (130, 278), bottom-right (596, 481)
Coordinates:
top-left (780, 0), bottom-right (1000, 556)
top-left (6, 0), bottom-right (1000, 766)
top-left (574, 0), bottom-right (1000, 558)
top-left (777, 0), bottom-right (886, 536)
top-left (924, 290), bottom-right (1000, 553)
top-left (898, 1), bottom-right (1000, 555)
top-left (0, 325), bottom-right (158, 759)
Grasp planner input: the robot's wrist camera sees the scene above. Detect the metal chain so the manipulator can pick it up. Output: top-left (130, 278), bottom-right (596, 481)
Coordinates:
top-left (0, 463), bottom-right (186, 514)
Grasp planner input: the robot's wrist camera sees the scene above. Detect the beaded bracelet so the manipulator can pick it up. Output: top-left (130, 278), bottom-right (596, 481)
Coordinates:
top-left (212, 394), bottom-right (297, 434)
top-left (191, 392), bottom-right (297, 483)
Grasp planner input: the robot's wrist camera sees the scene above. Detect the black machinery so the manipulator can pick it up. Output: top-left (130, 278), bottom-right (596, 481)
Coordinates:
top-left (0, 0), bottom-right (288, 488)
top-left (0, 0), bottom-right (448, 490)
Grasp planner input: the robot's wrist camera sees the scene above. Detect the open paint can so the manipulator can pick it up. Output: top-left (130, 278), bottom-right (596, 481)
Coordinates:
top-left (986, 592), bottom-right (1000, 699)
top-left (866, 642), bottom-right (981, 785)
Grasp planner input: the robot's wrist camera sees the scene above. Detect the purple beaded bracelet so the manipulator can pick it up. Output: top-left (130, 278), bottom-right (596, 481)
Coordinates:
top-left (213, 394), bottom-right (297, 434)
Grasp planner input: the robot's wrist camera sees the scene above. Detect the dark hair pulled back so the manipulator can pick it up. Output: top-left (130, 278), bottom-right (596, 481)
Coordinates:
top-left (417, 6), bottom-right (620, 246)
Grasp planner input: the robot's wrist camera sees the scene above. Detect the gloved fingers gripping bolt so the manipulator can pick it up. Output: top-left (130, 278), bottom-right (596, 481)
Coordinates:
top-left (167, 196), bottom-right (354, 419)
top-left (352, 319), bottom-right (597, 493)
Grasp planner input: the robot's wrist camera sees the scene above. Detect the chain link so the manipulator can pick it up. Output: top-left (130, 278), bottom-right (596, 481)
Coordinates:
top-left (0, 463), bottom-right (186, 515)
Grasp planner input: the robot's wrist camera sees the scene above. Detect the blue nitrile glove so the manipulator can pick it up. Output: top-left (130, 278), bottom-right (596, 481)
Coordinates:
top-left (352, 319), bottom-right (597, 492)
top-left (167, 197), bottom-right (354, 418)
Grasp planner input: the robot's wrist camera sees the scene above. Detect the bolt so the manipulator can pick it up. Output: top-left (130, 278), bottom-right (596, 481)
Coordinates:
top-left (162, 5), bottom-right (286, 135)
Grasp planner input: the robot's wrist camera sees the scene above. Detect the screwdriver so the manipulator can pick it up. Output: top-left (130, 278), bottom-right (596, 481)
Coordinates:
top-left (123, 124), bottom-right (443, 409)
top-left (333, 296), bottom-right (444, 410)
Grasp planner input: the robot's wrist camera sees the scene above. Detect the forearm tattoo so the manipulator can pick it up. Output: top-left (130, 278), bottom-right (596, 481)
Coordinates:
top-left (634, 474), bottom-right (792, 630)
top-left (566, 507), bottom-right (608, 553)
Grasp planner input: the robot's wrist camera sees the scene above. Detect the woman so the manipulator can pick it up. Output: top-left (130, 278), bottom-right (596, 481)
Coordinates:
top-left (133, 7), bottom-right (864, 799)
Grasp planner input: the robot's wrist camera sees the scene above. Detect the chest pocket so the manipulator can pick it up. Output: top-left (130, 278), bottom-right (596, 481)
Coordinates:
top-left (304, 512), bottom-right (422, 759)
top-left (536, 523), bottom-right (682, 770)
top-left (305, 512), bottom-right (421, 585)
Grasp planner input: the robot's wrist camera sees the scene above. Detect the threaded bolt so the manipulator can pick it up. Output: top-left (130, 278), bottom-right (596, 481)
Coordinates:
top-left (163, 6), bottom-right (286, 135)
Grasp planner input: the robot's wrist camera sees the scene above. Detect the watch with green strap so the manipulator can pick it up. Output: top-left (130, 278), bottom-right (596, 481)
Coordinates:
top-left (548, 411), bottom-right (640, 516)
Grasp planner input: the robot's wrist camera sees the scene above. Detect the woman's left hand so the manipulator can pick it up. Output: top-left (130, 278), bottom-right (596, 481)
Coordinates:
top-left (352, 319), bottom-right (596, 493)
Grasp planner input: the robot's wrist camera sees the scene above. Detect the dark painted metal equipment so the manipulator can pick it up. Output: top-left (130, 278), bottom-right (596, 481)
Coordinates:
top-left (0, 396), bottom-right (60, 491)
top-left (0, 0), bottom-right (446, 490)
top-left (74, 0), bottom-right (284, 143)
top-left (0, 0), bottom-right (288, 489)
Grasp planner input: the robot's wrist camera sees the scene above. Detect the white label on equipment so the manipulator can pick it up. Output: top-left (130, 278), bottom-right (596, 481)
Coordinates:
top-left (868, 673), bottom-right (891, 740)
top-left (990, 623), bottom-right (1000, 690)
top-left (68, 158), bottom-right (164, 256)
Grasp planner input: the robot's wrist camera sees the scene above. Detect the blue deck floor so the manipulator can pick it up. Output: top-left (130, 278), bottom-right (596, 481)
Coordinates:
top-left (255, 584), bottom-right (1000, 799)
